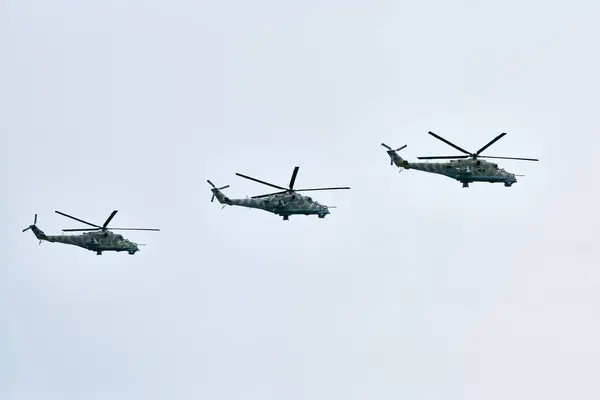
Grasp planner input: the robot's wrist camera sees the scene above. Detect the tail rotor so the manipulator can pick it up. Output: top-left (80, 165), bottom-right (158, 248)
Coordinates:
top-left (207, 180), bottom-right (230, 202)
top-left (381, 143), bottom-right (407, 165)
top-left (22, 214), bottom-right (37, 232)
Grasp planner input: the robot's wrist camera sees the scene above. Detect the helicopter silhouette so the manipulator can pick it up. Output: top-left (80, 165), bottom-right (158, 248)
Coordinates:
top-left (382, 131), bottom-right (539, 188)
top-left (22, 210), bottom-right (159, 255)
top-left (208, 166), bottom-right (350, 220)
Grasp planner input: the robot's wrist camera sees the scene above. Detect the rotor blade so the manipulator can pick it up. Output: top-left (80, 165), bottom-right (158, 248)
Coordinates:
top-left (417, 155), bottom-right (470, 160)
top-left (395, 145), bottom-right (407, 151)
top-left (107, 228), bottom-right (160, 231)
top-left (34, 214), bottom-right (37, 224)
top-left (22, 227), bottom-right (31, 232)
top-left (62, 228), bottom-right (101, 232)
top-left (55, 211), bottom-right (101, 228)
top-left (251, 191), bottom-right (287, 199)
top-left (478, 155), bottom-right (539, 161)
top-left (293, 187), bottom-right (351, 192)
top-left (381, 143), bottom-right (392, 150)
top-left (475, 132), bottom-right (507, 155)
top-left (102, 210), bottom-right (118, 229)
top-left (235, 173), bottom-right (287, 191)
top-left (207, 180), bottom-right (216, 188)
top-left (289, 166), bottom-right (299, 190)
top-left (217, 185), bottom-right (230, 190)
top-left (427, 131), bottom-right (471, 155)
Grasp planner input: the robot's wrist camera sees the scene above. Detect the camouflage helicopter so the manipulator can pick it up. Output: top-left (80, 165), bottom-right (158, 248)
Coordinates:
top-left (208, 166), bottom-right (350, 220)
top-left (382, 131), bottom-right (539, 188)
top-left (22, 210), bottom-right (159, 255)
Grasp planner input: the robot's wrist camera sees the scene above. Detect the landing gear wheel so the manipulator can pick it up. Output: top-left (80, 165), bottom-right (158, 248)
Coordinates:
top-left (318, 214), bottom-right (325, 218)
top-left (282, 216), bottom-right (289, 221)
top-left (128, 251), bottom-right (135, 255)
top-left (462, 182), bottom-right (469, 188)
top-left (96, 251), bottom-right (102, 255)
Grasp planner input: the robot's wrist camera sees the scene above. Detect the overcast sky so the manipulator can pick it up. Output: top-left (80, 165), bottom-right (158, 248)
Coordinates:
top-left (2, 1), bottom-right (600, 399)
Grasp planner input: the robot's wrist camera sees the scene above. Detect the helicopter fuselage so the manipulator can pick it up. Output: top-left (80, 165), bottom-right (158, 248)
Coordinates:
top-left (209, 166), bottom-right (349, 220)
top-left (216, 191), bottom-right (330, 220)
top-left (383, 131), bottom-right (537, 188)
top-left (396, 158), bottom-right (517, 187)
top-left (28, 225), bottom-right (140, 254)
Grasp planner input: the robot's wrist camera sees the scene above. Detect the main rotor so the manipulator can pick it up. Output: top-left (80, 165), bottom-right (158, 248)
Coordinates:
top-left (417, 131), bottom-right (539, 162)
top-left (235, 166), bottom-right (350, 199)
top-left (55, 210), bottom-right (160, 233)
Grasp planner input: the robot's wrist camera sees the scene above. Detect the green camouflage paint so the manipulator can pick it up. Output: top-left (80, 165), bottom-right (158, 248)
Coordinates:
top-left (208, 167), bottom-right (350, 220)
top-left (382, 132), bottom-right (538, 187)
top-left (22, 212), bottom-right (157, 255)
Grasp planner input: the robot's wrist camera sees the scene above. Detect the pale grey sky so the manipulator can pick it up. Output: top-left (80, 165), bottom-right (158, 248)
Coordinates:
top-left (2, 1), bottom-right (600, 399)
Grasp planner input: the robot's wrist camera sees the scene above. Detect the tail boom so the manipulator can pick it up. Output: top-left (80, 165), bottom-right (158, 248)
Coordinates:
top-left (212, 188), bottom-right (233, 205)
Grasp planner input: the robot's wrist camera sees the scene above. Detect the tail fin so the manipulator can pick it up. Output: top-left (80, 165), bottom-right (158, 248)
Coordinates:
top-left (207, 180), bottom-right (233, 205)
top-left (22, 214), bottom-right (48, 241)
top-left (381, 143), bottom-right (408, 168)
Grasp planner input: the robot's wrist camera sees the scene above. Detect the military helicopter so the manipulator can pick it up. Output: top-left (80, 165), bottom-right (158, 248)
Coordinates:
top-left (382, 131), bottom-right (539, 187)
top-left (22, 210), bottom-right (159, 255)
top-left (208, 166), bottom-right (350, 220)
